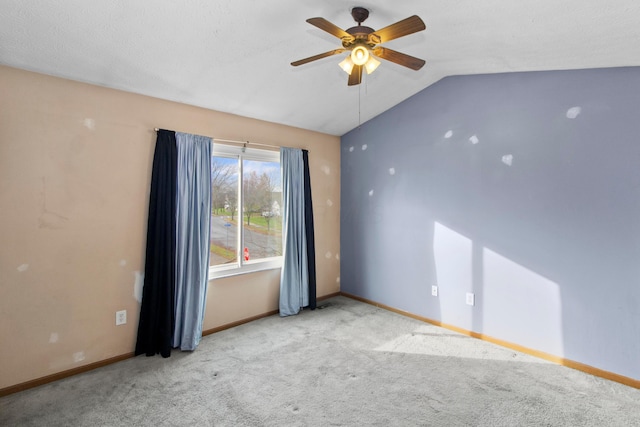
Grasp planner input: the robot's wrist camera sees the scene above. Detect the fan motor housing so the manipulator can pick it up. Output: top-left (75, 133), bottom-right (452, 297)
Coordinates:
top-left (343, 26), bottom-right (378, 48)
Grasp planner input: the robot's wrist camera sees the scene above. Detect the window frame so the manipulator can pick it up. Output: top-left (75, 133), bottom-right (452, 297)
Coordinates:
top-left (209, 143), bottom-right (283, 279)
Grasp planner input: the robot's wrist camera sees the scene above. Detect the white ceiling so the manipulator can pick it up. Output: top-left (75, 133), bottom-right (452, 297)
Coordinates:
top-left (2, 1), bottom-right (640, 136)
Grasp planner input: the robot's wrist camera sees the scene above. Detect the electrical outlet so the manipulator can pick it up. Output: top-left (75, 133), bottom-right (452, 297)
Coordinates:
top-left (466, 293), bottom-right (475, 306)
top-left (115, 310), bottom-right (127, 326)
top-left (431, 285), bottom-right (438, 297)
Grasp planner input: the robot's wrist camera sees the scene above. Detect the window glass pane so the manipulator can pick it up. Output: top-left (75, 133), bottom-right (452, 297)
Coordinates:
top-left (210, 156), bottom-right (238, 266)
top-left (242, 159), bottom-right (282, 261)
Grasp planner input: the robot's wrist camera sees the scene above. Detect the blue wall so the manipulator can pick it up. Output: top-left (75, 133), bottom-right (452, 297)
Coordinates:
top-left (341, 67), bottom-right (640, 380)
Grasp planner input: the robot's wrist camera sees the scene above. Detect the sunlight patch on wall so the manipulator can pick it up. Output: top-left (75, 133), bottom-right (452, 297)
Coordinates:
top-left (326, 199), bottom-right (333, 207)
top-left (49, 333), bottom-right (59, 344)
top-left (501, 154), bottom-right (513, 166)
top-left (361, 144), bottom-right (368, 151)
top-left (483, 248), bottom-right (564, 357)
top-left (469, 135), bottom-right (480, 145)
top-left (17, 263), bottom-right (29, 272)
top-left (434, 222), bottom-right (472, 294)
top-left (434, 222), bottom-right (474, 328)
top-left (444, 130), bottom-right (453, 139)
top-left (388, 167), bottom-right (395, 175)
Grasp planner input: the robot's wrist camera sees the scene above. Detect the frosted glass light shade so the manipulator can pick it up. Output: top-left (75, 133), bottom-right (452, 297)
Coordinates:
top-left (364, 57), bottom-right (380, 74)
top-left (339, 56), bottom-right (355, 74)
top-left (351, 45), bottom-right (369, 66)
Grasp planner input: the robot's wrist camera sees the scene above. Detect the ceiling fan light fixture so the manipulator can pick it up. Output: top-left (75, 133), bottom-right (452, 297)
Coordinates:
top-left (364, 56), bottom-right (380, 74)
top-left (350, 45), bottom-right (369, 66)
top-left (291, 10), bottom-right (426, 86)
top-left (339, 56), bottom-right (355, 74)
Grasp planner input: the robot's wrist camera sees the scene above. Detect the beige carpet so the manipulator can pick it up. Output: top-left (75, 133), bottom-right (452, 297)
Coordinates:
top-left (1, 296), bottom-right (639, 426)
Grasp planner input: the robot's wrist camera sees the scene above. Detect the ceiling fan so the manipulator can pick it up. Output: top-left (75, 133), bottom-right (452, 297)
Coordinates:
top-left (291, 7), bottom-right (426, 86)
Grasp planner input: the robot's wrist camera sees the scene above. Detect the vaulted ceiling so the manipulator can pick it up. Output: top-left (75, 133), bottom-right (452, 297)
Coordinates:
top-left (2, 1), bottom-right (640, 136)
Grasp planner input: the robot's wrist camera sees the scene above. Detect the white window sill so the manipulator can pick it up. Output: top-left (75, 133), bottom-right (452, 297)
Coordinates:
top-left (209, 257), bottom-right (283, 280)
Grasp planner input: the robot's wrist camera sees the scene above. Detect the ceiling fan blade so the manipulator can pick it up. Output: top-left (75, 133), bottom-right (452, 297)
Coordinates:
top-left (348, 65), bottom-right (363, 86)
top-left (291, 49), bottom-right (346, 66)
top-left (372, 15), bottom-right (425, 44)
top-left (306, 18), bottom-right (354, 42)
top-left (372, 47), bottom-right (425, 70)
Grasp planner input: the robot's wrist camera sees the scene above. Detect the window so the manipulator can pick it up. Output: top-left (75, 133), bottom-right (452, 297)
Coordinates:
top-left (209, 144), bottom-right (282, 278)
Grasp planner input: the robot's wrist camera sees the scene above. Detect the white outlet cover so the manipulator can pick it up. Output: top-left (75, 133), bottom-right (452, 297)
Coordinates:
top-left (466, 293), bottom-right (475, 306)
top-left (431, 285), bottom-right (438, 297)
top-left (116, 310), bottom-right (127, 325)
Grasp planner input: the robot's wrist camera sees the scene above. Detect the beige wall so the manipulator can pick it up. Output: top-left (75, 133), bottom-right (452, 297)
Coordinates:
top-left (0, 65), bottom-right (340, 390)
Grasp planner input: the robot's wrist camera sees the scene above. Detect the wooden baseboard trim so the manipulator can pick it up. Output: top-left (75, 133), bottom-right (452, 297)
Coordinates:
top-left (202, 293), bottom-right (340, 336)
top-left (202, 310), bottom-right (280, 336)
top-left (340, 292), bottom-right (640, 389)
top-left (318, 291), bottom-right (341, 301)
top-left (0, 352), bottom-right (135, 398)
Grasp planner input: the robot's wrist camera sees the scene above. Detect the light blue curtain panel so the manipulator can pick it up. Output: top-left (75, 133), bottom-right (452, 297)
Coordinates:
top-left (173, 133), bottom-right (212, 350)
top-left (279, 147), bottom-right (309, 316)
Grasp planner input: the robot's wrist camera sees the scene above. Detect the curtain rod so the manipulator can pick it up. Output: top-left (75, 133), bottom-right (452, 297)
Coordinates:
top-left (154, 128), bottom-right (281, 150)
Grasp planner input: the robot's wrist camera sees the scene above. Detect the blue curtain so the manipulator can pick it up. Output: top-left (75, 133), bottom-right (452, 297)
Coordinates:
top-left (173, 133), bottom-right (212, 350)
top-left (279, 148), bottom-right (316, 316)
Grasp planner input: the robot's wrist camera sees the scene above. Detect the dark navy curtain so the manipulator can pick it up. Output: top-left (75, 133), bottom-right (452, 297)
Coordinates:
top-left (135, 130), bottom-right (177, 357)
top-left (302, 150), bottom-right (316, 310)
